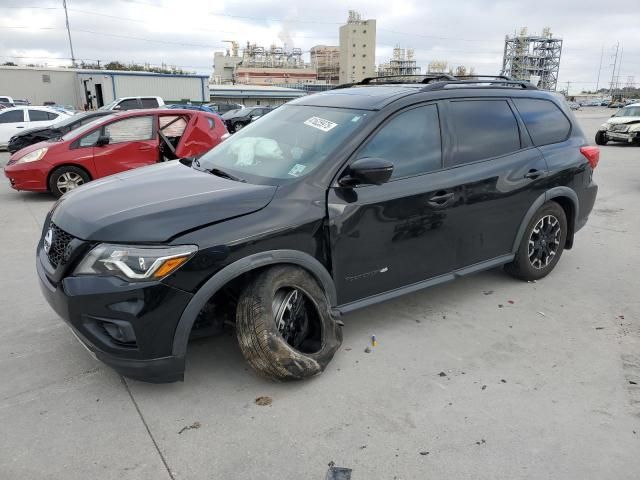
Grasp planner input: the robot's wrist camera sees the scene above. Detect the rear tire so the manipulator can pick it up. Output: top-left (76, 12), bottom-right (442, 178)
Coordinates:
top-left (595, 131), bottom-right (608, 145)
top-left (505, 201), bottom-right (568, 281)
top-left (48, 166), bottom-right (91, 198)
top-left (236, 266), bottom-right (342, 381)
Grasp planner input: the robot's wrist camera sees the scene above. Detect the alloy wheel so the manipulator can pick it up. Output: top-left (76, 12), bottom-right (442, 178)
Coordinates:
top-left (528, 214), bottom-right (561, 269)
top-left (56, 172), bottom-right (84, 193)
top-left (272, 288), bottom-right (318, 352)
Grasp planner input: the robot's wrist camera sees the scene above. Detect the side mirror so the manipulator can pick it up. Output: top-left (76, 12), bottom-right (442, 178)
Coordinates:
top-left (112, 105), bottom-right (121, 111)
top-left (339, 157), bottom-right (394, 187)
top-left (96, 135), bottom-right (110, 147)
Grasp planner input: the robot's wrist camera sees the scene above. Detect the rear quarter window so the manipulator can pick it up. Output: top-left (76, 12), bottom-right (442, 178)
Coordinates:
top-left (513, 98), bottom-right (571, 146)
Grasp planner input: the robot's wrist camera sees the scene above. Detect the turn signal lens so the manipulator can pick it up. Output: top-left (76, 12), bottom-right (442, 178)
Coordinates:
top-left (153, 256), bottom-right (190, 278)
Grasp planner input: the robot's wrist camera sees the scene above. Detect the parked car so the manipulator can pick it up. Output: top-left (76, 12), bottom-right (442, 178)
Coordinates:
top-left (99, 96), bottom-right (165, 111)
top-left (34, 75), bottom-right (599, 383)
top-left (7, 110), bottom-right (112, 154)
top-left (5, 108), bottom-right (227, 196)
top-left (222, 106), bottom-right (275, 132)
top-left (167, 104), bottom-right (216, 114)
top-left (13, 99), bottom-right (30, 106)
top-left (0, 95), bottom-right (15, 107)
top-left (0, 106), bottom-right (72, 149)
top-left (595, 103), bottom-right (640, 145)
top-left (567, 101), bottom-right (581, 110)
top-left (207, 102), bottom-right (244, 115)
top-left (608, 101), bottom-right (625, 108)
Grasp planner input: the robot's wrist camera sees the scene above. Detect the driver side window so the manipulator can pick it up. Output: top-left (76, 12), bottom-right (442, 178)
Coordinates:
top-left (356, 104), bottom-right (442, 180)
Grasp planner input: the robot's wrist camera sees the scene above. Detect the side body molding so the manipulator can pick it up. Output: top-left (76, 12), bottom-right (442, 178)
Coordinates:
top-left (172, 249), bottom-right (336, 357)
top-left (511, 187), bottom-right (579, 253)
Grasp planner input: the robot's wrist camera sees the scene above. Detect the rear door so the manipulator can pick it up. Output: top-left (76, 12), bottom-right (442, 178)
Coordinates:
top-left (92, 115), bottom-right (158, 177)
top-left (141, 98), bottom-right (160, 108)
top-left (441, 98), bottom-right (549, 269)
top-left (0, 108), bottom-right (27, 144)
top-left (27, 109), bottom-right (60, 127)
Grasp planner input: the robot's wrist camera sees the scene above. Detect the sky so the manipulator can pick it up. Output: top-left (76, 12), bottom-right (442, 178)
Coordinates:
top-left (1, 0), bottom-right (638, 93)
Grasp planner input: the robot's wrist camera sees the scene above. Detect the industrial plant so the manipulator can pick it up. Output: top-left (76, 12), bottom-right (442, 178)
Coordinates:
top-left (501, 27), bottom-right (563, 90)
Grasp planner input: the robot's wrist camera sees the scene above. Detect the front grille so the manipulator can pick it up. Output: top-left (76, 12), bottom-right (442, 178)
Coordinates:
top-left (46, 223), bottom-right (74, 267)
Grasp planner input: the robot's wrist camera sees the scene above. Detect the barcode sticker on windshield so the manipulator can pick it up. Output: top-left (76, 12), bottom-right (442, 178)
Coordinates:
top-left (304, 116), bottom-right (338, 132)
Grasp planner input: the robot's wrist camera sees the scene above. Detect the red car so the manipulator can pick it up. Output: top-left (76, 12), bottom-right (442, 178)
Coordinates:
top-left (4, 109), bottom-right (228, 197)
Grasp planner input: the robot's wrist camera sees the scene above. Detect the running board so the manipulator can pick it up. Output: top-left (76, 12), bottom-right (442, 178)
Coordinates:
top-left (334, 254), bottom-right (514, 315)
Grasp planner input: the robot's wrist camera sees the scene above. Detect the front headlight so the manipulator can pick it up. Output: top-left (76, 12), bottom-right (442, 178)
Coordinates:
top-left (74, 244), bottom-right (197, 281)
top-left (16, 147), bottom-right (48, 164)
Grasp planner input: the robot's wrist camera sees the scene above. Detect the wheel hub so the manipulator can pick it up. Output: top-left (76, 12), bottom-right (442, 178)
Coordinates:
top-left (528, 214), bottom-right (561, 269)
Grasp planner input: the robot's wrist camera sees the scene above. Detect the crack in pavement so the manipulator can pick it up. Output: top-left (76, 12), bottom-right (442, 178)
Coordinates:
top-left (121, 376), bottom-right (176, 480)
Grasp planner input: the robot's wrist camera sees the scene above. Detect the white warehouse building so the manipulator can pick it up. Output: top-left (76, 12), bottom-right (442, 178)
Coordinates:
top-left (0, 66), bottom-right (209, 109)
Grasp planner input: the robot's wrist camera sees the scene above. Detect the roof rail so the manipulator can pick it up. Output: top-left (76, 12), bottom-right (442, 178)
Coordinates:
top-left (331, 73), bottom-right (457, 90)
top-left (422, 79), bottom-right (537, 91)
top-left (453, 75), bottom-right (512, 80)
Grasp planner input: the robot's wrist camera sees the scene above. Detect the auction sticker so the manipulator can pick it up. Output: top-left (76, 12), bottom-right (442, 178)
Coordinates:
top-left (288, 164), bottom-right (307, 177)
top-left (304, 116), bottom-right (338, 132)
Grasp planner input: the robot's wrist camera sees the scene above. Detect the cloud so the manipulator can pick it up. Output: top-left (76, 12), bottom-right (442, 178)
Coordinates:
top-left (0, 0), bottom-right (637, 92)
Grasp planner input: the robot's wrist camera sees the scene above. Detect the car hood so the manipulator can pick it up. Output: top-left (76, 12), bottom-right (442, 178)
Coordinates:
top-left (51, 161), bottom-right (278, 243)
top-left (606, 116), bottom-right (640, 125)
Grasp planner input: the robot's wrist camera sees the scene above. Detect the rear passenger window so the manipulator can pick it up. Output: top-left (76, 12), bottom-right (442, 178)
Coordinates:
top-left (513, 98), bottom-right (571, 146)
top-left (449, 100), bottom-right (521, 166)
top-left (141, 98), bottom-right (159, 108)
top-left (28, 110), bottom-right (50, 122)
top-left (357, 104), bottom-right (442, 179)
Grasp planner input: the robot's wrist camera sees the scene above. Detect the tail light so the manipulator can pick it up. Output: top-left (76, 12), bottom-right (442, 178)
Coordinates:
top-left (580, 146), bottom-right (600, 169)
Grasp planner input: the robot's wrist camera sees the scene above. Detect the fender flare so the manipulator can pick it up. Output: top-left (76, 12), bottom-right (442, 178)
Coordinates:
top-left (172, 249), bottom-right (336, 357)
top-left (511, 187), bottom-right (579, 253)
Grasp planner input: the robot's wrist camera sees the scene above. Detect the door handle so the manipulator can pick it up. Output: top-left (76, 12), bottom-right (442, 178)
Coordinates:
top-left (138, 146), bottom-right (153, 151)
top-left (427, 191), bottom-right (455, 208)
top-left (16, 126), bottom-right (24, 129)
top-left (524, 169), bottom-right (543, 179)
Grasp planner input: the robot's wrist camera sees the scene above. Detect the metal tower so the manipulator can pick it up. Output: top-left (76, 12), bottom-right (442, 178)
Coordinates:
top-left (501, 27), bottom-right (563, 91)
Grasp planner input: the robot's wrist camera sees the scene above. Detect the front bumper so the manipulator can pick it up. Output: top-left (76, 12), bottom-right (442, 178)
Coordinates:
top-left (4, 162), bottom-right (48, 192)
top-left (604, 129), bottom-right (639, 143)
top-left (37, 250), bottom-right (193, 383)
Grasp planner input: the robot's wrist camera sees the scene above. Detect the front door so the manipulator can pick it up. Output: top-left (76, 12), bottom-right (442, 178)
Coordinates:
top-left (92, 115), bottom-right (159, 178)
top-left (328, 103), bottom-right (456, 306)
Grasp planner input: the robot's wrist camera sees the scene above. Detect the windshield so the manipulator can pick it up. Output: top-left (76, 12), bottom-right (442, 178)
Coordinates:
top-left (196, 105), bottom-right (368, 184)
top-left (614, 106), bottom-right (640, 117)
top-left (52, 112), bottom-right (94, 129)
top-left (61, 114), bottom-right (115, 141)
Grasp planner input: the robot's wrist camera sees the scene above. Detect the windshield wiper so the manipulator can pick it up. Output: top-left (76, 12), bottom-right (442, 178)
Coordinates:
top-left (207, 168), bottom-right (246, 183)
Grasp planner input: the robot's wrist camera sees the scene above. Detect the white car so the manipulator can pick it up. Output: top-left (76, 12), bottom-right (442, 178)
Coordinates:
top-left (0, 106), bottom-right (71, 148)
top-left (596, 103), bottom-right (640, 145)
top-left (98, 96), bottom-right (165, 111)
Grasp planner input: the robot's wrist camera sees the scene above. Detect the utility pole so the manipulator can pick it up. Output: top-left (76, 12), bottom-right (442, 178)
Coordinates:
top-left (615, 45), bottom-right (624, 94)
top-left (595, 45), bottom-right (604, 92)
top-left (564, 81), bottom-right (571, 96)
top-left (608, 42), bottom-right (619, 98)
top-left (62, 0), bottom-right (76, 67)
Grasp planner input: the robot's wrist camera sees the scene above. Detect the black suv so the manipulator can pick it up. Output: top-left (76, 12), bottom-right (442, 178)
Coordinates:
top-left (37, 75), bottom-right (599, 383)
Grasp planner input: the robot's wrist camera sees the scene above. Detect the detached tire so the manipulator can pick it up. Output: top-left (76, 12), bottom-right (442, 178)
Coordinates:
top-left (49, 166), bottom-right (90, 198)
top-left (236, 266), bottom-right (342, 380)
top-left (505, 201), bottom-right (568, 281)
top-left (595, 131), bottom-right (608, 145)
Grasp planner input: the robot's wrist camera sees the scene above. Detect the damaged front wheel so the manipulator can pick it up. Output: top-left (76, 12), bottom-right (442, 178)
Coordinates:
top-left (236, 266), bottom-right (342, 380)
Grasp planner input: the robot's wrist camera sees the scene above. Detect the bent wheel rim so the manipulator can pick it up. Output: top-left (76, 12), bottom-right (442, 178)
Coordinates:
top-left (528, 214), bottom-right (561, 270)
top-left (57, 172), bottom-right (84, 193)
top-left (272, 287), bottom-right (322, 354)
